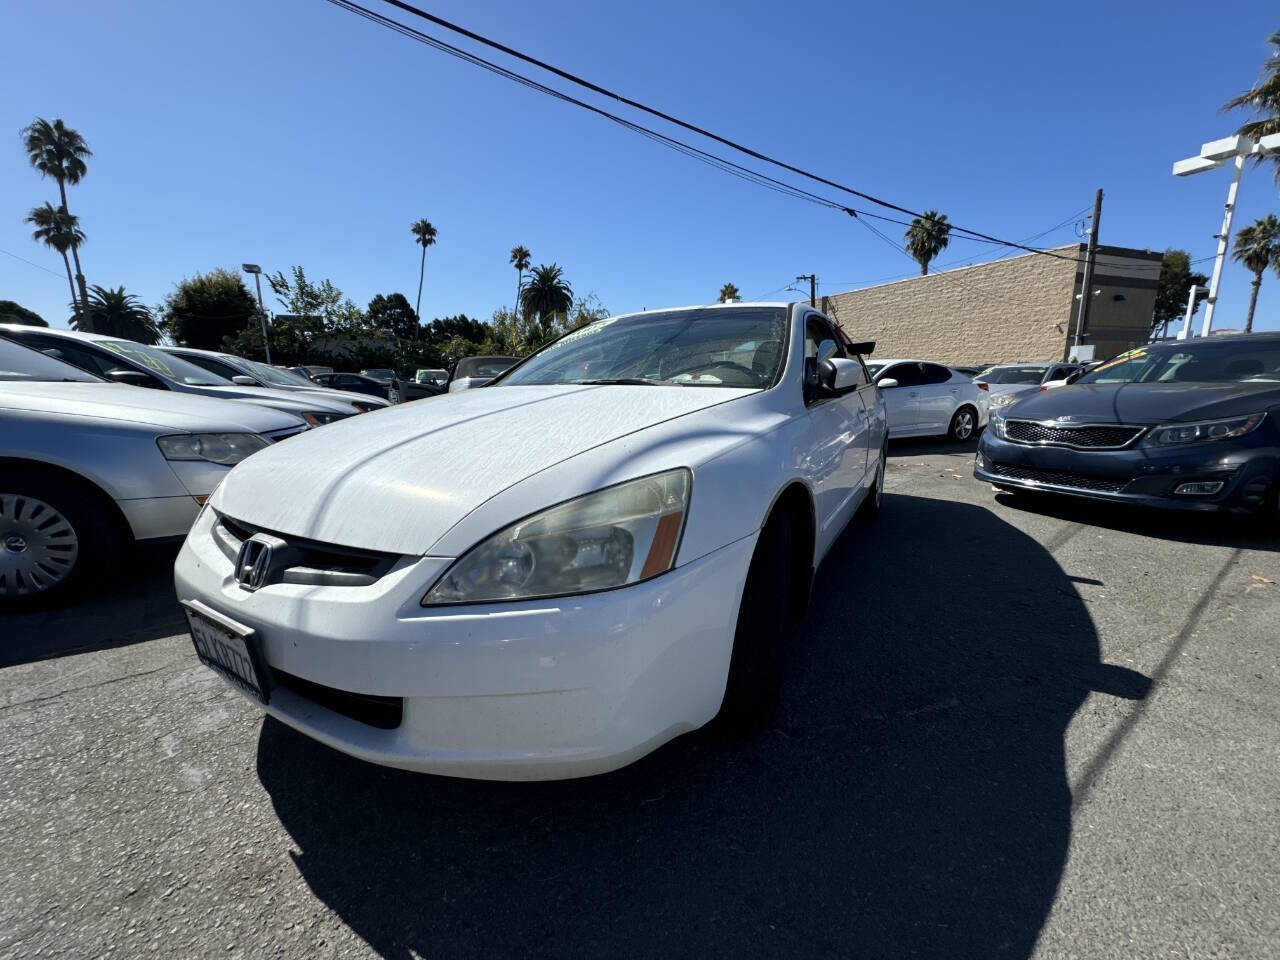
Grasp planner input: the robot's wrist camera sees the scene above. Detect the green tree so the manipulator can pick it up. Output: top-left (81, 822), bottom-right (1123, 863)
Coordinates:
top-left (221, 313), bottom-right (314, 366)
top-left (367, 293), bottom-right (420, 341)
top-left (509, 245), bottom-right (531, 317)
top-left (1231, 214), bottom-right (1280, 333)
top-left (25, 202), bottom-right (82, 315)
top-left (22, 118), bottom-right (92, 326)
top-left (423, 314), bottom-right (488, 345)
top-left (905, 210), bottom-right (951, 275)
top-left (411, 219), bottom-right (437, 319)
top-left (520, 264), bottom-right (574, 343)
top-left (718, 282), bottom-right (740, 303)
top-left (160, 268), bottom-right (262, 349)
top-left (0, 300), bottom-right (47, 326)
top-left (1223, 29), bottom-right (1280, 181)
top-left (267, 266), bottom-right (362, 333)
top-left (82, 285), bottom-right (160, 344)
top-left (1151, 250), bottom-right (1210, 336)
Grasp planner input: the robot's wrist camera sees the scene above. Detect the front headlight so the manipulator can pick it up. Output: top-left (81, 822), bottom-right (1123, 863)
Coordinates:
top-left (989, 392), bottom-right (1020, 409)
top-left (157, 433), bottom-right (269, 466)
top-left (301, 410), bottom-right (351, 426)
top-left (423, 468), bottom-right (692, 605)
top-left (1145, 413), bottom-right (1265, 446)
top-left (988, 409), bottom-right (1007, 439)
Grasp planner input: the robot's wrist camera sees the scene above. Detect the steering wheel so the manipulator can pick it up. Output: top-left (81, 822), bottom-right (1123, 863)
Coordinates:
top-left (663, 360), bottom-right (758, 380)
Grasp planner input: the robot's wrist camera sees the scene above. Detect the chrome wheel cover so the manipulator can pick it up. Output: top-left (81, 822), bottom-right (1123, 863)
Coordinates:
top-left (0, 494), bottom-right (79, 596)
top-left (954, 410), bottom-right (975, 440)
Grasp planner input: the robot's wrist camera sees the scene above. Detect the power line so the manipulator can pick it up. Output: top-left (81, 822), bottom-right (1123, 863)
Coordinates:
top-left (1, 247), bottom-right (64, 278)
top-left (332, 0), bottom-right (1087, 264)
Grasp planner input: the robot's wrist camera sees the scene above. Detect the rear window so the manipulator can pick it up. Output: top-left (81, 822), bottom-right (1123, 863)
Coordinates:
top-left (981, 366), bottom-right (1048, 385)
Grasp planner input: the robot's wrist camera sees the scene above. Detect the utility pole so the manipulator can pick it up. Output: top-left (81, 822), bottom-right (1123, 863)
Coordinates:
top-left (1073, 188), bottom-right (1103, 353)
top-left (796, 274), bottom-right (816, 308)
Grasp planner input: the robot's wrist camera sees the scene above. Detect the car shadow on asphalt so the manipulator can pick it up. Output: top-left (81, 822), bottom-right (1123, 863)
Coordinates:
top-left (992, 490), bottom-right (1280, 552)
top-left (0, 542), bottom-right (185, 668)
top-left (888, 434), bottom-right (981, 458)
top-left (255, 493), bottom-right (1147, 959)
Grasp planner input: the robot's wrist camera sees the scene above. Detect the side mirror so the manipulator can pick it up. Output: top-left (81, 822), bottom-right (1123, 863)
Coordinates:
top-left (107, 368), bottom-right (164, 389)
top-left (231, 375), bottom-right (258, 386)
top-left (877, 377), bottom-right (900, 389)
top-left (820, 357), bottom-right (861, 393)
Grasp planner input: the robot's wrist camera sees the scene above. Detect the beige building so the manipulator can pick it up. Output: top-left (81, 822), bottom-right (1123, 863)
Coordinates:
top-left (820, 243), bottom-right (1162, 365)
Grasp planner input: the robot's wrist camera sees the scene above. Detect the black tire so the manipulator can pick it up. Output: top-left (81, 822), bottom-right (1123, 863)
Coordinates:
top-left (718, 510), bottom-right (794, 732)
top-left (0, 470), bottom-right (116, 609)
top-left (862, 445), bottom-right (886, 518)
top-left (949, 405), bottom-right (978, 442)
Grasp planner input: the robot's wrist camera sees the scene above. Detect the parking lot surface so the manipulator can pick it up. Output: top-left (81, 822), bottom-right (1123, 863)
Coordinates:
top-left (3, 441), bottom-right (1278, 959)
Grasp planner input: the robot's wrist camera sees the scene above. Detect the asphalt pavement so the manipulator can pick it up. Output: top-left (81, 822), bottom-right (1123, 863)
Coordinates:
top-left (2, 439), bottom-right (1277, 959)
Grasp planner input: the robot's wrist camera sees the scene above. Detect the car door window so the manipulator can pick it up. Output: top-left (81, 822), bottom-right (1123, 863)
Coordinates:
top-left (882, 363), bottom-right (924, 387)
top-left (920, 363), bottom-right (952, 385)
top-left (16, 335), bottom-right (118, 378)
top-left (337, 375), bottom-right (363, 388)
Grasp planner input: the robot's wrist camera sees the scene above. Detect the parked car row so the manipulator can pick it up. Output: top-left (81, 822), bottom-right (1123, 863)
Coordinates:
top-left (865, 358), bottom-right (989, 440)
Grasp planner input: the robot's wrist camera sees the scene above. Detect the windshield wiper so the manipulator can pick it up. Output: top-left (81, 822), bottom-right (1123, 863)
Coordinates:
top-left (572, 378), bottom-right (675, 386)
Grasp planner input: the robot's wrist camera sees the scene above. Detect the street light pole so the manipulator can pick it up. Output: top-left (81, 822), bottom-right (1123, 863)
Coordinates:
top-left (242, 263), bottom-right (271, 364)
top-left (1200, 151), bottom-right (1245, 337)
top-left (1178, 285), bottom-right (1207, 341)
top-left (1172, 132), bottom-right (1280, 338)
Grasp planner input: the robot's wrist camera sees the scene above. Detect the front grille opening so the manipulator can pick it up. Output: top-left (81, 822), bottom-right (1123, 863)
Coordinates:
top-left (1005, 420), bottom-right (1143, 448)
top-left (991, 462), bottom-right (1131, 493)
top-left (270, 667), bottom-right (403, 730)
top-left (216, 514), bottom-right (396, 580)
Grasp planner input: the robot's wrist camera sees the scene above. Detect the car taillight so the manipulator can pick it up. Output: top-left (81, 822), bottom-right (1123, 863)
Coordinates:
top-left (977, 382), bottom-right (989, 391)
top-left (1038, 385), bottom-right (1048, 392)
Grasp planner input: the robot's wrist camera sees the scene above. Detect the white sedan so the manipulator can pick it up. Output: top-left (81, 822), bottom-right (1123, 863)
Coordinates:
top-left (175, 302), bottom-right (888, 780)
top-left (865, 358), bottom-right (989, 440)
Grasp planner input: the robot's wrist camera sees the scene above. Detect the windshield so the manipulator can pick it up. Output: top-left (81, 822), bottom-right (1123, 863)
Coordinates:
top-left (978, 365), bottom-right (1048, 385)
top-left (234, 356), bottom-right (313, 387)
top-left (0, 338), bottom-right (100, 382)
top-left (99, 340), bottom-right (230, 386)
top-left (458, 357), bottom-right (519, 380)
top-left (416, 368), bottom-right (447, 383)
top-left (865, 362), bottom-right (885, 378)
top-left (500, 307), bottom-right (788, 388)
top-left (1077, 341), bottom-right (1280, 385)
top-left (362, 368), bottom-right (394, 379)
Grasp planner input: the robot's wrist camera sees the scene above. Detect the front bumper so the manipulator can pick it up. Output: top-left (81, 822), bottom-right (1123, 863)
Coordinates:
top-left (174, 507), bottom-right (757, 780)
top-left (974, 429), bottom-right (1278, 512)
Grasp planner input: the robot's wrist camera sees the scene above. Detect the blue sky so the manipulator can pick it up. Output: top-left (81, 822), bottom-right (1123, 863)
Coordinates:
top-left (3, 0), bottom-right (1278, 335)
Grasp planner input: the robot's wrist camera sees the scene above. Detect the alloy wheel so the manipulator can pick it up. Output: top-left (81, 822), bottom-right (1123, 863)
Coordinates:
top-left (953, 409), bottom-right (975, 440)
top-left (0, 494), bottom-right (79, 596)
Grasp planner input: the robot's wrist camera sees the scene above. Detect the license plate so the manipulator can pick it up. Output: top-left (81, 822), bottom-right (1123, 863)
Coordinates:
top-left (182, 601), bottom-right (270, 704)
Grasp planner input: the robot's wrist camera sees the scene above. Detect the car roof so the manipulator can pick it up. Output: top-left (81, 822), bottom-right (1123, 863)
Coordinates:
top-left (0, 323), bottom-right (127, 344)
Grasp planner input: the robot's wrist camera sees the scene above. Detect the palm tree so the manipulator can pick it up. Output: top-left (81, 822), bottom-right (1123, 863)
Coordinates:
top-left (1231, 214), bottom-right (1280, 333)
top-left (410, 219), bottom-right (437, 319)
top-left (510, 245), bottom-right (531, 317)
top-left (905, 210), bottom-right (952, 275)
top-left (82, 285), bottom-right (160, 343)
top-left (25, 202), bottom-right (83, 317)
top-left (22, 118), bottom-right (92, 325)
top-left (718, 283), bottom-right (740, 303)
top-left (1223, 30), bottom-right (1280, 181)
top-left (520, 264), bottom-right (573, 335)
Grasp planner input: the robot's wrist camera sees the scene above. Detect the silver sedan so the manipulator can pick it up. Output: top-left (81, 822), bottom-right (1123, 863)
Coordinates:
top-left (1, 338), bottom-right (304, 606)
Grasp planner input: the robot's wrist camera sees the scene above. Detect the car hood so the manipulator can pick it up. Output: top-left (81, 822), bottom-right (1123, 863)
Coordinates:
top-left (213, 384), bottom-right (755, 555)
top-left (191, 384), bottom-right (358, 414)
top-left (1006, 381), bottom-right (1280, 423)
top-left (0, 381), bottom-right (305, 433)
top-left (283, 385), bottom-right (388, 407)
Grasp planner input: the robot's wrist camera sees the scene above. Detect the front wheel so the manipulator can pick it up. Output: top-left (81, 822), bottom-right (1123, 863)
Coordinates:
top-left (0, 473), bottom-right (110, 607)
top-left (718, 511), bottom-right (794, 732)
top-left (949, 406), bottom-right (977, 441)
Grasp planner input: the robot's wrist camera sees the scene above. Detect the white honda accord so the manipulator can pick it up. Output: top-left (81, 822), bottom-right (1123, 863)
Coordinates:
top-left (175, 302), bottom-right (888, 780)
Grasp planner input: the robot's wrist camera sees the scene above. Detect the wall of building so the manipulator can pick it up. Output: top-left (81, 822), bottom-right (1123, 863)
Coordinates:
top-left (820, 244), bottom-right (1161, 365)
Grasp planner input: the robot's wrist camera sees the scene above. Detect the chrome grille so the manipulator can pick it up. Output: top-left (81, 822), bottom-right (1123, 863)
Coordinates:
top-left (212, 514), bottom-right (399, 587)
top-left (1004, 420), bottom-right (1144, 449)
top-left (990, 462), bottom-right (1130, 493)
